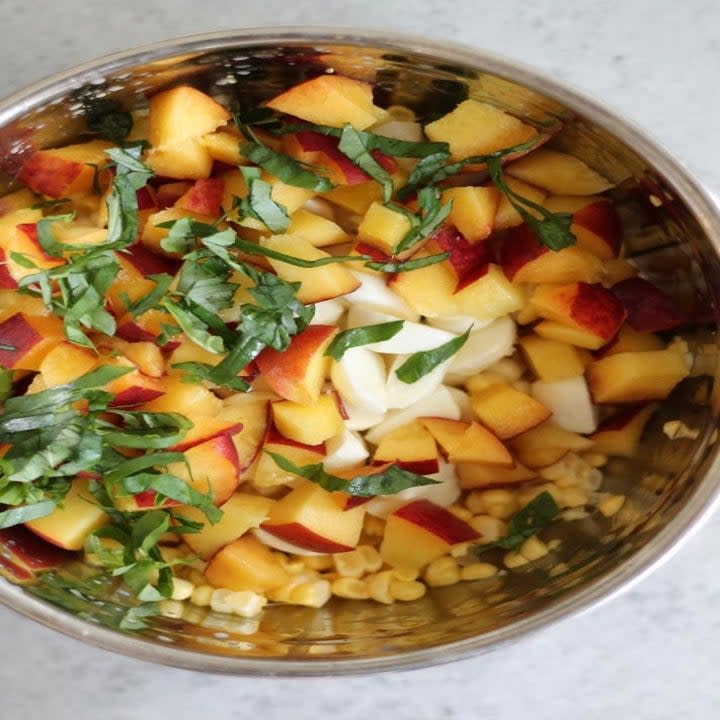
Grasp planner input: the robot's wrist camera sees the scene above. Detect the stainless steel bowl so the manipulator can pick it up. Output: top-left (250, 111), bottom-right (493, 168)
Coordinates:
top-left (0, 28), bottom-right (718, 676)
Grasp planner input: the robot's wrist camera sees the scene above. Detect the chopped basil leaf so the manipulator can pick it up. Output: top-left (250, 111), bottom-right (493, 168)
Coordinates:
top-left (265, 451), bottom-right (439, 496)
top-left (395, 327), bottom-right (471, 384)
top-left (126, 273), bottom-right (174, 317)
top-left (35, 213), bottom-right (75, 258)
top-left (337, 124), bottom-right (394, 203)
top-left (237, 166), bottom-right (289, 233)
top-left (240, 141), bottom-right (334, 192)
top-left (161, 298), bottom-right (225, 354)
top-left (364, 251), bottom-right (449, 273)
top-left (84, 98), bottom-right (133, 144)
top-left (325, 321), bottom-right (404, 360)
top-left (234, 237), bottom-right (365, 268)
top-left (474, 491), bottom-right (560, 555)
top-left (486, 157), bottom-right (575, 250)
top-left (393, 186), bottom-right (454, 255)
top-left (0, 500), bottom-right (56, 529)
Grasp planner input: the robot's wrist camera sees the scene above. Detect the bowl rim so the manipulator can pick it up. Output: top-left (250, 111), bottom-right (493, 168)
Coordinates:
top-left (1, 26), bottom-right (719, 676)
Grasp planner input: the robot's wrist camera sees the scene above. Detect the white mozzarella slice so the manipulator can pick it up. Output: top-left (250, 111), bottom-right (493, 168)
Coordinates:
top-left (344, 271), bottom-right (419, 321)
top-left (251, 527), bottom-right (325, 557)
top-left (427, 314), bottom-right (493, 334)
top-left (330, 347), bottom-right (388, 416)
top-left (446, 316), bottom-right (517, 380)
top-left (311, 299), bottom-right (346, 325)
top-left (323, 428), bottom-right (370, 471)
top-left (531, 375), bottom-right (598, 434)
top-left (364, 385), bottom-right (461, 444)
top-left (365, 461), bottom-right (461, 518)
top-left (385, 353), bottom-right (451, 409)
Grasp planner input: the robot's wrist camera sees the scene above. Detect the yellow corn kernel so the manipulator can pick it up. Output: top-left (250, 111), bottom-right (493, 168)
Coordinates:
top-left (469, 515), bottom-right (507, 542)
top-left (582, 452), bottom-right (609, 468)
top-left (363, 515), bottom-right (386, 538)
top-left (302, 555), bottom-right (334, 571)
top-left (424, 556), bottom-right (460, 587)
top-left (504, 551), bottom-right (529, 569)
top-left (390, 580), bottom-right (426, 602)
top-left (549, 561), bottom-right (569, 577)
top-left (598, 494), bottom-right (626, 518)
top-left (367, 570), bottom-right (395, 604)
top-left (460, 562), bottom-right (498, 581)
top-left (447, 504), bottom-right (473, 522)
top-left (290, 580), bottom-right (332, 608)
top-left (520, 535), bottom-right (549, 561)
top-left (465, 490), bottom-right (486, 515)
top-left (333, 550), bottom-right (365, 578)
top-left (278, 555), bottom-right (306, 574)
top-left (158, 599), bottom-right (185, 619)
top-left (331, 577), bottom-right (370, 600)
top-left (228, 590), bottom-right (267, 618)
top-left (561, 487), bottom-right (588, 508)
top-left (392, 567), bottom-right (419, 582)
top-left (210, 588), bottom-right (235, 614)
top-left (357, 544), bottom-right (383, 573)
top-left (450, 541), bottom-right (473, 559)
top-left (190, 584), bottom-right (214, 607)
top-left (187, 569), bottom-right (208, 587)
top-left (480, 489), bottom-right (516, 519)
top-left (170, 577), bottom-right (194, 601)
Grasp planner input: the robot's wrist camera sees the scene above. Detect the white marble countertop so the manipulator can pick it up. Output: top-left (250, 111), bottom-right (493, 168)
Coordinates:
top-left (0, 1), bottom-right (718, 717)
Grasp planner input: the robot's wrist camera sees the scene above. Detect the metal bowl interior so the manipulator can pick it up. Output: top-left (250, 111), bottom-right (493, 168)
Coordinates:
top-left (0, 28), bottom-right (718, 676)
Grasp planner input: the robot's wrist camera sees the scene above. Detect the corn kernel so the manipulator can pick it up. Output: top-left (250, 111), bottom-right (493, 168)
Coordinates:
top-left (549, 562), bottom-right (569, 577)
top-left (598, 494), bottom-right (626, 518)
top-left (188, 569), bottom-right (208, 586)
top-left (479, 489), bottom-right (516, 519)
top-left (470, 514), bottom-right (507, 541)
top-left (392, 567), bottom-right (419, 582)
top-left (357, 544), bottom-right (383, 573)
top-left (520, 536), bottom-right (548, 561)
top-left (450, 541), bottom-right (473, 559)
top-left (333, 550), bottom-right (365, 578)
top-left (332, 577), bottom-right (370, 600)
top-left (290, 580), bottom-right (332, 608)
top-left (561, 487), bottom-right (588, 508)
top-left (210, 588), bottom-right (235, 614)
top-left (228, 590), bottom-right (267, 617)
top-left (424, 556), bottom-right (460, 587)
top-left (503, 551), bottom-right (529, 569)
top-left (390, 580), bottom-right (426, 602)
top-left (302, 555), bottom-right (334, 571)
top-left (190, 584), bottom-right (213, 607)
top-left (465, 490), bottom-right (486, 515)
top-left (367, 570), bottom-right (395, 604)
top-left (540, 453), bottom-right (602, 490)
top-left (278, 555), bottom-right (306, 574)
top-left (560, 508), bottom-right (589, 521)
top-left (158, 599), bottom-right (185, 619)
top-left (460, 562), bottom-right (498, 581)
top-left (170, 577), bottom-right (195, 601)
top-left (363, 515), bottom-right (385, 537)
top-left (447, 504), bottom-right (473, 521)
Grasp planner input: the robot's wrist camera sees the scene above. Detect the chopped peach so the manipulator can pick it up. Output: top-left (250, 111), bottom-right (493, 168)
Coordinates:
top-left (442, 186), bottom-right (501, 243)
top-left (470, 382), bottom-right (551, 439)
top-left (518, 335), bottom-right (585, 381)
top-left (456, 462), bottom-right (537, 489)
top-left (272, 394), bottom-right (344, 446)
top-left (510, 421), bottom-right (594, 468)
top-left (373, 421), bottom-right (440, 475)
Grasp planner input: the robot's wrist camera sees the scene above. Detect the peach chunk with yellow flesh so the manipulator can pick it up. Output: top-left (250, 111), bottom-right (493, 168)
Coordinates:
top-left (442, 186), bottom-right (501, 243)
top-left (19, 140), bottom-right (112, 198)
top-left (252, 425), bottom-right (326, 489)
top-left (260, 234), bottom-right (360, 303)
top-left (492, 177), bottom-right (547, 231)
top-left (372, 421), bottom-right (440, 475)
top-left (456, 462), bottom-right (537, 490)
top-left (287, 208), bottom-right (348, 248)
top-left (505, 150), bottom-right (613, 195)
top-left (216, 394), bottom-right (272, 478)
top-left (272, 394), bottom-right (344, 446)
top-left (166, 435), bottom-right (241, 507)
top-left (265, 75), bottom-right (384, 130)
top-left (596, 324), bottom-right (665, 357)
top-left (179, 493), bottom-right (275, 560)
top-left (530, 282), bottom-right (626, 350)
top-left (356, 201), bottom-right (413, 256)
top-left (39, 342), bottom-right (98, 386)
top-left (380, 499), bottom-right (480, 570)
top-left (510, 421), bottom-right (594, 468)
top-left (586, 350), bottom-right (689, 404)
top-left (25, 479), bottom-right (108, 551)
top-left (470, 382), bottom-right (551, 440)
top-left (419, 417), bottom-right (514, 466)
top-left (261, 481), bottom-right (366, 554)
top-left (0, 313), bottom-right (65, 371)
top-left (500, 223), bottom-right (604, 285)
top-left (518, 335), bottom-right (585, 382)
top-left (425, 100), bottom-right (537, 161)
top-left (255, 324), bottom-right (338, 405)
top-left (589, 404), bottom-right (658, 456)
top-left (204, 535), bottom-right (290, 592)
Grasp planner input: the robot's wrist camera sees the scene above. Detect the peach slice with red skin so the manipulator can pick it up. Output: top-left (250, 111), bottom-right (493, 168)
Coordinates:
top-left (430, 225), bottom-right (493, 291)
top-left (255, 324), bottom-right (338, 405)
top-left (530, 282), bottom-right (626, 350)
top-left (610, 277), bottom-right (686, 333)
top-left (595, 324), bottom-right (665, 358)
top-left (0, 526), bottom-right (72, 583)
top-left (169, 416), bottom-right (244, 453)
top-left (0, 313), bottom-right (65, 371)
top-left (419, 417), bottom-right (514, 467)
top-left (380, 499), bottom-right (480, 569)
top-left (372, 421), bottom-right (440, 475)
top-left (589, 404), bottom-right (657, 456)
top-left (174, 177), bottom-right (225, 216)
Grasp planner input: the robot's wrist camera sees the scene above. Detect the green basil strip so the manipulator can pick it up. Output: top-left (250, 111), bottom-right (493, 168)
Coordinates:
top-left (234, 238), bottom-right (367, 268)
top-left (240, 141), bottom-right (334, 192)
top-left (395, 328), bottom-right (471, 384)
top-left (393, 187), bottom-right (454, 255)
top-left (474, 491), bottom-right (560, 556)
top-left (325, 321), bottom-right (404, 360)
top-left (337, 124), bottom-right (394, 203)
top-left (238, 166), bottom-right (289, 233)
top-left (364, 252), bottom-right (449, 273)
top-left (265, 451), bottom-right (439, 496)
top-left (0, 499), bottom-right (56, 529)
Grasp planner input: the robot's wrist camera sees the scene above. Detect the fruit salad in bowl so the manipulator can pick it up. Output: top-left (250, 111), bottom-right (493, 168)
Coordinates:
top-left (0, 30), bottom-right (716, 673)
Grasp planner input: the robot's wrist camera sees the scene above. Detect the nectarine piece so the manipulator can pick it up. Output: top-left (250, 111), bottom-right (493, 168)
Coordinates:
top-left (518, 334), bottom-right (585, 381)
top-left (373, 421), bottom-right (440, 475)
top-left (287, 208), bottom-right (348, 248)
top-left (142, 374), bottom-right (222, 417)
top-left (252, 425), bottom-right (326, 489)
top-left (419, 417), bottom-right (513, 466)
top-left (441, 186), bottom-right (501, 243)
top-left (216, 393), bottom-right (272, 477)
top-left (493, 177), bottom-right (547, 231)
top-left (453, 264), bottom-right (525, 320)
top-left (39, 342), bottom-right (98, 387)
top-left (610, 277), bottom-right (685, 333)
top-left (456, 462), bottom-right (537, 490)
top-left (357, 201), bottom-right (413, 255)
top-left (146, 139), bottom-right (214, 179)
top-left (586, 349), bottom-right (690, 403)
top-left (272, 394), bottom-right (344, 446)
top-left (596, 324), bottom-right (665, 357)
top-left (470, 382), bottom-right (551, 439)
top-left (510, 421), bottom-right (594, 468)
top-left (0, 313), bottom-right (65, 371)
top-left (589, 404), bottom-right (658, 456)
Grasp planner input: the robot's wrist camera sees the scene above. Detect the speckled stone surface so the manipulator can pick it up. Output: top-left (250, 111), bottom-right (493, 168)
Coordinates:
top-left (0, 2), bottom-right (718, 718)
